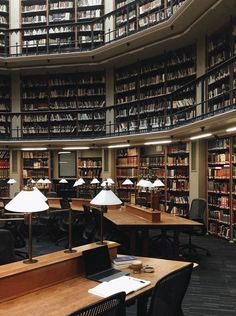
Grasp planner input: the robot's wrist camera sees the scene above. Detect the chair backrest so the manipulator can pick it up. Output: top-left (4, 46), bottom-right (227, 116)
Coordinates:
top-left (147, 263), bottom-right (193, 316)
top-left (68, 291), bottom-right (126, 316)
top-left (0, 229), bottom-right (17, 265)
top-left (189, 198), bottom-right (207, 221)
top-left (46, 192), bottom-right (57, 198)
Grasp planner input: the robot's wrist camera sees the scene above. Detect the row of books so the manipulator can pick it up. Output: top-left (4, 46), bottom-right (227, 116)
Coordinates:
top-left (167, 157), bottom-right (189, 165)
top-left (166, 169), bottom-right (189, 177)
top-left (0, 169), bottom-right (9, 178)
top-left (208, 153), bottom-right (229, 163)
top-left (208, 195), bottom-right (230, 208)
top-left (208, 223), bottom-right (230, 239)
top-left (208, 210), bottom-right (230, 223)
top-left (116, 156), bottom-right (139, 166)
top-left (78, 169), bottom-right (101, 177)
top-left (116, 168), bottom-right (138, 177)
top-left (78, 159), bottom-right (102, 167)
top-left (167, 180), bottom-right (189, 190)
top-left (208, 181), bottom-right (229, 193)
top-left (22, 152), bottom-right (49, 159)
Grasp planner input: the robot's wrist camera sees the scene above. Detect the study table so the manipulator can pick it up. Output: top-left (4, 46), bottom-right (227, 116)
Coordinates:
top-left (104, 204), bottom-right (203, 257)
top-left (0, 241), bottom-right (193, 316)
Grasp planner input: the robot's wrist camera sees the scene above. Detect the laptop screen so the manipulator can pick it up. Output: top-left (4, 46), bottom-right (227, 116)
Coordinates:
top-left (82, 245), bottom-right (112, 277)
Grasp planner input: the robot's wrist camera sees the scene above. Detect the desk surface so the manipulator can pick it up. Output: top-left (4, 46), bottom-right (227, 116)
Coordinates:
top-left (104, 206), bottom-right (203, 228)
top-left (0, 256), bottom-right (192, 316)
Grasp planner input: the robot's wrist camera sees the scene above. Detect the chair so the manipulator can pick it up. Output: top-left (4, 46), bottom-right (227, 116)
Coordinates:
top-left (179, 198), bottom-right (210, 258)
top-left (68, 291), bottom-right (126, 316)
top-left (147, 263), bottom-right (193, 316)
top-left (0, 228), bottom-right (27, 264)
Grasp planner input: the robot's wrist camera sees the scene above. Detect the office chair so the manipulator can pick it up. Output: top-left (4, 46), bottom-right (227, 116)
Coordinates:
top-left (0, 228), bottom-right (27, 264)
top-left (147, 263), bottom-right (193, 316)
top-left (68, 291), bottom-right (126, 316)
top-left (179, 198), bottom-right (210, 258)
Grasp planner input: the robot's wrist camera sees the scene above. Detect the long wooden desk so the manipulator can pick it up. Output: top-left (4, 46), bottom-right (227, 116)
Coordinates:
top-left (0, 241), bottom-right (192, 316)
top-left (104, 205), bottom-right (203, 257)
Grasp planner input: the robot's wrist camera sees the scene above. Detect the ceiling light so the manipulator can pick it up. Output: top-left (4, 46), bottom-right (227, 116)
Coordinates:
top-left (21, 147), bottom-right (47, 151)
top-left (144, 140), bottom-right (172, 145)
top-left (62, 147), bottom-right (90, 150)
top-left (190, 133), bottom-right (212, 140)
top-left (107, 144), bottom-right (130, 148)
top-left (58, 151), bottom-right (71, 154)
top-left (226, 127), bottom-right (236, 132)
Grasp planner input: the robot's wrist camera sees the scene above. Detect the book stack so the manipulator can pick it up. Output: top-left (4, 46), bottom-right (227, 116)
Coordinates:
top-left (112, 255), bottom-right (137, 268)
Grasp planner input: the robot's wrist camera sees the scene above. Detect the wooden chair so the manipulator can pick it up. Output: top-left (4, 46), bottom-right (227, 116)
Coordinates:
top-left (68, 291), bottom-right (126, 316)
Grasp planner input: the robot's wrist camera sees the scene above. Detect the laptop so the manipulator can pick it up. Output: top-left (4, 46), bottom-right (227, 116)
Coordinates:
top-left (82, 245), bottom-right (128, 282)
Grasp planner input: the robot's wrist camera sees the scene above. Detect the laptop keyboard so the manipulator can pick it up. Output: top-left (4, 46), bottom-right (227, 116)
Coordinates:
top-left (94, 269), bottom-right (120, 279)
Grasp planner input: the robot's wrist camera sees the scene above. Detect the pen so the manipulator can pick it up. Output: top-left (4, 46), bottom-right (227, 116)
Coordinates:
top-left (129, 277), bottom-right (145, 283)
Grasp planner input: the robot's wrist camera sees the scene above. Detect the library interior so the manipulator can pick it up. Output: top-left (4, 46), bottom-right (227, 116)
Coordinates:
top-left (0, 0), bottom-right (236, 315)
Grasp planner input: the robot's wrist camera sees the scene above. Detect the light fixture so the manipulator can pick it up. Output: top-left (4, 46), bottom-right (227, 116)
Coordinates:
top-left (101, 178), bottom-right (115, 187)
top-left (5, 183), bottom-right (49, 264)
top-left (122, 178), bottom-right (134, 204)
top-left (144, 140), bottom-right (172, 145)
top-left (43, 178), bottom-right (51, 184)
top-left (90, 184), bottom-right (122, 244)
top-left (59, 178), bottom-right (68, 184)
top-left (58, 151), bottom-right (71, 154)
top-left (152, 178), bottom-right (165, 211)
top-left (7, 178), bottom-right (16, 184)
top-left (21, 148), bottom-right (47, 151)
top-left (90, 178), bottom-right (100, 184)
top-left (37, 178), bottom-right (44, 184)
top-left (137, 178), bottom-right (147, 187)
top-left (73, 178), bottom-right (85, 187)
top-left (190, 133), bottom-right (212, 140)
top-left (107, 144), bottom-right (130, 148)
top-left (31, 179), bottom-right (36, 184)
top-left (62, 147), bottom-right (90, 150)
top-left (122, 178), bottom-right (133, 185)
top-left (226, 127), bottom-right (236, 132)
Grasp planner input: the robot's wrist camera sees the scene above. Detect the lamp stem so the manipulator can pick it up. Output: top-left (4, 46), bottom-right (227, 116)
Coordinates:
top-left (65, 208), bottom-right (76, 253)
top-left (24, 213), bottom-right (37, 264)
top-left (97, 205), bottom-right (107, 245)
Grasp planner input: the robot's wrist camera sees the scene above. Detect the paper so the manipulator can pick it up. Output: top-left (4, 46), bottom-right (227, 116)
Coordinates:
top-left (88, 276), bottom-right (151, 298)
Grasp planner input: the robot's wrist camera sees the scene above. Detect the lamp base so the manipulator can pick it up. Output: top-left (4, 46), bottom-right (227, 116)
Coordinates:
top-left (64, 249), bottom-right (77, 253)
top-left (96, 241), bottom-right (107, 245)
top-left (23, 258), bottom-right (38, 264)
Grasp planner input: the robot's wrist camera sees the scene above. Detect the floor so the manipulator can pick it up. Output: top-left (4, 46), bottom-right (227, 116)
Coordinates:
top-left (17, 230), bottom-right (236, 316)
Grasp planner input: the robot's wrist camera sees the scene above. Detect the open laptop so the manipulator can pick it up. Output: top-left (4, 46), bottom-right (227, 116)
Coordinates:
top-left (82, 245), bottom-right (128, 282)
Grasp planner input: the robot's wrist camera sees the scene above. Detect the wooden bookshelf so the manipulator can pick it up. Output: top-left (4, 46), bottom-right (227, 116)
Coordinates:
top-left (20, 71), bottom-right (106, 138)
top-left (20, 0), bottom-right (105, 53)
top-left (114, 44), bottom-right (196, 133)
top-left (207, 137), bottom-right (231, 241)
top-left (116, 147), bottom-right (139, 203)
top-left (166, 142), bottom-right (189, 216)
top-left (0, 74), bottom-right (11, 138)
top-left (0, 150), bottom-right (9, 197)
top-left (22, 150), bottom-right (51, 190)
top-left (77, 156), bottom-right (102, 184)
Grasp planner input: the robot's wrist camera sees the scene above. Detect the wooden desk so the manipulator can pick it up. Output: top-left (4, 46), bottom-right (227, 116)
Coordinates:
top-left (0, 243), bottom-right (192, 316)
top-left (70, 198), bottom-right (91, 211)
top-left (47, 197), bottom-right (62, 209)
top-left (104, 205), bottom-right (203, 257)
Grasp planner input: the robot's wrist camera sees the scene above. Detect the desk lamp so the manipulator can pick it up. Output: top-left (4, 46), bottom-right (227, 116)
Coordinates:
top-left (7, 178), bottom-right (16, 184)
top-left (5, 182), bottom-right (49, 264)
top-left (137, 179), bottom-right (153, 207)
top-left (73, 178), bottom-right (85, 197)
top-left (122, 178), bottom-right (134, 203)
top-left (101, 178), bottom-right (114, 187)
top-left (90, 178), bottom-right (100, 196)
top-left (90, 183), bottom-right (122, 245)
top-left (152, 178), bottom-right (165, 211)
top-left (59, 178), bottom-right (68, 184)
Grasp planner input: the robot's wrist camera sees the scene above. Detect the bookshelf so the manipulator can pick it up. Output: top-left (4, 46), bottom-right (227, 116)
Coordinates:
top-left (232, 135), bottom-right (236, 241)
top-left (207, 137), bottom-right (231, 240)
top-left (22, 150), bottom-right (51, 190)
top-left (114, 44), bottom-right (196, 133)
top-left (115, 0), bottom-right (137, 38)
top-left (21, 71), bottom-right (106, 138)
top-left (77, 156), bottom-right (102, 184)
top-left (0, 150), bottom-right (9, 197)
top-left (21, 0), bottom-right (105, 53)
top-left (77, 0), bottom-right (104, 50)
top-left (0, 0), bottom-right (9, 55)
top-left (166, 142), bottom-right (189, 216)
top-left (116, 147), bottom-right (139, 202)
top-left (0, 74), bottom-right (11, 138)
top-left (140, 146), bottom-right (166, 210)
